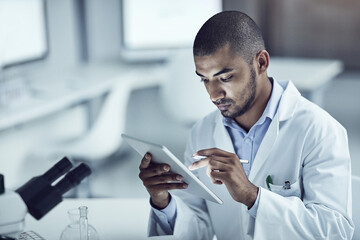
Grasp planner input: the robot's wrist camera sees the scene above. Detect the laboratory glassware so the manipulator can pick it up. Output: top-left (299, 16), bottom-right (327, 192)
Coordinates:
top-left (60, 206), bottom-right (99, 240)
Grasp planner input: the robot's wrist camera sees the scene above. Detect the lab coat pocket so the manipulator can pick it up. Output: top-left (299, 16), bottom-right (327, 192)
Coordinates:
top-left (268, 179), bottom-right (301, 198)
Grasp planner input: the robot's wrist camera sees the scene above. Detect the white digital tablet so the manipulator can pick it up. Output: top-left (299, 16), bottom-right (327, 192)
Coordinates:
top-left (121, 134), bottom-right (223, 204)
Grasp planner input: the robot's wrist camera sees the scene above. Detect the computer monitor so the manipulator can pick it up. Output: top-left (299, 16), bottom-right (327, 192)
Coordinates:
top-left (0, 0), bottom-right (48, 70)
top-left (120, 0), bottom-right (222, 62)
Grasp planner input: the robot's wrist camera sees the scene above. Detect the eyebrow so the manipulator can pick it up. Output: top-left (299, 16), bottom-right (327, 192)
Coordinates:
top-left (195, 68), bottom-right (234, 78)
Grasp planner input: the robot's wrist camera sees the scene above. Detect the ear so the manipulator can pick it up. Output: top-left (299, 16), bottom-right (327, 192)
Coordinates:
top-left (255, 50), bottom-right (270, 74)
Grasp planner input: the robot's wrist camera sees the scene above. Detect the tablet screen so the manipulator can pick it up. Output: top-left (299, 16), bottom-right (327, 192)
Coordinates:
top-left (122, 134), bottom-right (223, 204)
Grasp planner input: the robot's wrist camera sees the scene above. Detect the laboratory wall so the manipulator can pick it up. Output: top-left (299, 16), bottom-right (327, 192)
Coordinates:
top-left (43, 0), bottom-right (80, 68)
top-left (0, 0), bottom-right (86, 188)
top-left (85, 0), bottom-right (121, 62)
top-left (84, 0), bottom-right (360, 69)
top-left (225, 0), bottom-right (360, 69)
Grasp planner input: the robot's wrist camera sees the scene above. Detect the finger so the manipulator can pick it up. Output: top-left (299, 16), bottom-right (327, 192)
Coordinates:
top-left (214, 180), bottom-right (223, 185)
top-left (209, 171), bottom-right (224, 185)
top-left (139, 164), bottom-right (171, 179)
top-left (206, 166), bottom-right (211, 177)
top-left (144, 174), bottom-right (183, 187)
top-left (195, 152), bottom-right (244, 166)
top-left (189, 156), bottom-right (231, 171)
top-left (188, 158), bottom-right (210, 170)
top-left (206, 166), bottom-right (224, 184)
top-left (206, 163), bottom-right (224, 177)
top-left (148, 182), bottom-right (188, 192)
top-left (195, 148), bottom-right (233, 158)
top-left (139, 152), bottom-right (152, 170)
top-left (208, 169), bottom-right (223, 184)
top-left (207, 156), bottom-right (232, 165)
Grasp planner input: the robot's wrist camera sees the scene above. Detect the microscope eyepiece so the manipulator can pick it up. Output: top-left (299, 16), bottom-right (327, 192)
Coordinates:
top-left (42, 157), bottom-right (73, 183)
top-left (16, 157), bottom-right (92, 220)
top-left (0, 174), bottom-right (4, 194)
top-left (55, 163), bottom-right (92, 195)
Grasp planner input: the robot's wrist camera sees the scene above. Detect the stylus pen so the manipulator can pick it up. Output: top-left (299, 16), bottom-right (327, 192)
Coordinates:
top-left (192, 155), bottom-right (249, 164)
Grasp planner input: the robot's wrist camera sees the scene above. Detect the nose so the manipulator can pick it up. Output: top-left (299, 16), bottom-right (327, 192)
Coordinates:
top-left (206, 81), bottom-right (225, 103)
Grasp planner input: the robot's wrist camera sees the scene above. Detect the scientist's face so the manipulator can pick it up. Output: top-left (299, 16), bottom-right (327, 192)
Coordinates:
top-left (194, 44), bottom-right (257, 119)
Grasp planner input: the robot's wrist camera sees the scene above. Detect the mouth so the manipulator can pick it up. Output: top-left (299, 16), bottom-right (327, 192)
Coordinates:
top-left (216, 104), bottom-right (231, 111)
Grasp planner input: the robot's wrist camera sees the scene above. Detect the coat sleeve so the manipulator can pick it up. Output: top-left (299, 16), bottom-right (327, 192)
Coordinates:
top-left (254, 123), bottom-right (354, 239)
top-left (147, 193), bottom-right (214, 239)
top-left (147, 128), bottom-right (215, 240)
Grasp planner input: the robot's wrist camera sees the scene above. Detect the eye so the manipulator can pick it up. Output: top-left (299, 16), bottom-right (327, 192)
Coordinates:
top-left (200, 78), bottom-right (209, 84)
top-left (220, 75), bottom-right (233, 82)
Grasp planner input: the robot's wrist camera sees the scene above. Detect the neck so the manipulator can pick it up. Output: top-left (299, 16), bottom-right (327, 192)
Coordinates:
top-left (234, 77), bottom-right (273, 132)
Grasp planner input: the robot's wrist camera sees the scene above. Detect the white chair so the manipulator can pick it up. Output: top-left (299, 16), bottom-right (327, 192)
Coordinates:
top-left (27, 78), bottom-right (133, 194)
top-left (352, 175), bottom-right (360, 240)
top-left (32, 78), bottom-right (133, 197)
top-left (41, 79), bottom-right (131, 163)
top-left (160, 48), bottom-right (216, 125)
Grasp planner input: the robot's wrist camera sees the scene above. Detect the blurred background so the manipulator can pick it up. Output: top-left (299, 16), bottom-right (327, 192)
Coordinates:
top-left (0, 0), bottom-right (359, 200)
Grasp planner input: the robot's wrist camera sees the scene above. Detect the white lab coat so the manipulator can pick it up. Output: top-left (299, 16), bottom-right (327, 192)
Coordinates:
top-left (148, 81), bottom-right (354, 240)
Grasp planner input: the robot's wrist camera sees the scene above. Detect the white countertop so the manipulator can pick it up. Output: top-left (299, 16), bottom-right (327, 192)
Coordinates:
top-left (25, 198), bottom-right (157, 240)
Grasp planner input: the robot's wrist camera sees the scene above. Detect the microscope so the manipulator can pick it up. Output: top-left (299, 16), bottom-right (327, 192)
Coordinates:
top-left (0, 157), bottom-right (91, 236)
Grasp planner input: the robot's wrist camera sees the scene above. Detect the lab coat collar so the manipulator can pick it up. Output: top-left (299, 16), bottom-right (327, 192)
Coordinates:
top-left (214, 112), bottom-right (236, 154)
top-left (277, 80), bottom-right (301, 122)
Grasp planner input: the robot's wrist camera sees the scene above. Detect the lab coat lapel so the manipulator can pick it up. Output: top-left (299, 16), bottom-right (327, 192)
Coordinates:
top-left (248, 114), bottom-right (279, 181)
top-left (213, 112), bottom-right (235, 154)
top-left (248, 80), bottom-right (300, 181)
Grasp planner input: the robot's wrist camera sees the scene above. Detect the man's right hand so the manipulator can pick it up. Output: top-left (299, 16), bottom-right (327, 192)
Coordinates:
top-left (138, 152), bottom-right (188, 209)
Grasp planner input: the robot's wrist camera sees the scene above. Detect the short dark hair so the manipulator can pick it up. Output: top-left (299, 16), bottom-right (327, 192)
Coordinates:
top-left (193, 11), bottom-right (265, 64)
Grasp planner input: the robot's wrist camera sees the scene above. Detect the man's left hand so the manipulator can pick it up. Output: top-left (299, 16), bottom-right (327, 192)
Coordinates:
top-left (189, 148), bottom-right (258, 208)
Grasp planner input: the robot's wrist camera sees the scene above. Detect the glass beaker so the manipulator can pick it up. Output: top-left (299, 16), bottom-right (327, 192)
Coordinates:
top-left (60, 206), bottom-right (99, 240)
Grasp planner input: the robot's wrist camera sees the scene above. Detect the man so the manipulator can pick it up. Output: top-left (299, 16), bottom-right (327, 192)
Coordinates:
top-left (138, 11), bottom-right (354, 239)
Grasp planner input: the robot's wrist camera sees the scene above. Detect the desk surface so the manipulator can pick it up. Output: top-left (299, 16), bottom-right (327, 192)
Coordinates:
top-left (25, 198), bottom-right (163, 240)
top-left (268, 57), bottom-right (343, 90)
top-left (0, 62), bottom-right (166, 132)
